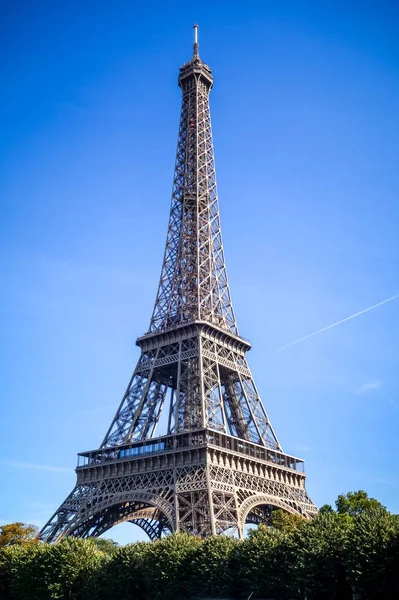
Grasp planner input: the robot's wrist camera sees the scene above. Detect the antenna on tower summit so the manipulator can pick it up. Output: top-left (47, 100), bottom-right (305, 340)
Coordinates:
top-left (193, 24), bottom-right (199, 57)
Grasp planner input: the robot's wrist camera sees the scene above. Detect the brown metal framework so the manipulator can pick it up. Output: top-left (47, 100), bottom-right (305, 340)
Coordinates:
top-left (40, 27), bottom-right (316, 543)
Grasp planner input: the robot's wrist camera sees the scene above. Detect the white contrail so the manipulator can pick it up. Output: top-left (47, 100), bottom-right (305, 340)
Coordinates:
top-left (277, 293), bottom-right (399, 351)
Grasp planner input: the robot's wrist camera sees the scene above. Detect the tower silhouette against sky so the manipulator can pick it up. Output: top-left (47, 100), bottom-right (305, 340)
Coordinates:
top-left (40, 27), bottom-right (316, 543)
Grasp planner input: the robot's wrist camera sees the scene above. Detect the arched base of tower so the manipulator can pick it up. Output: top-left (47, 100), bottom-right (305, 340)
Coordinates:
top-left (39, 429), bottom-right (317, 543)
top-left (40, 483), bottom-right (176, 543)
top-left (69, 504), bottom-right (172, 541)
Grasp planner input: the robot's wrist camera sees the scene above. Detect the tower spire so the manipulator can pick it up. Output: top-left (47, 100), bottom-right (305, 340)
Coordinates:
top-left (193, 24), bottom-right (199, 57)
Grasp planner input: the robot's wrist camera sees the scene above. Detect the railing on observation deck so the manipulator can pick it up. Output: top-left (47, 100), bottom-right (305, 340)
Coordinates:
top-left (76, 429), bottom-right (304, 473)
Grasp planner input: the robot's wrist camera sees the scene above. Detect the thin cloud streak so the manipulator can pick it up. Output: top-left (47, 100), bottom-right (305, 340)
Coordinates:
top-left (277, 293), bottom-right (399, 351)
top-left (1, 460), bottom-right (71, 474)
top-left (354, 381), bottom-right (383, 395)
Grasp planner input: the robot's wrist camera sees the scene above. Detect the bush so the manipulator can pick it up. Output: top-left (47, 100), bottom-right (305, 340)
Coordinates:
top-left (1, 492), bottom-right (398, 600)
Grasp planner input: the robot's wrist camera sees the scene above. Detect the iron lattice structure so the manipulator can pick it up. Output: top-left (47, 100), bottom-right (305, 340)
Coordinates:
top-left (40, 28), bottom-right (316, 543)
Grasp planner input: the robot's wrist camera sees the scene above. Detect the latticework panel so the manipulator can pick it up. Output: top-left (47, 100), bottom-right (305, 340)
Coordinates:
top-left (149, 51), bottom-right (237, 335)
top-left (40, 470), bottom-right (177, 543)
top-left (40, 450), bottom-right (316, 543)
top-left (39, 38), bottom-right (317, 545)
top-left (100, 332), bottom-right (281, 449)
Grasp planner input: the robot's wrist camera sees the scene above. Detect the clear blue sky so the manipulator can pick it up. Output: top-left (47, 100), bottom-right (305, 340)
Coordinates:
top-left (1, 0), bottom-right (398, 544)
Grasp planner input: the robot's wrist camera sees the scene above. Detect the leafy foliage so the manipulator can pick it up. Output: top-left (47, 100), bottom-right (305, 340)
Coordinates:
top-left (187, 535), bottom-right (238, 598)
top-left (345, 509), bottom-right (399, 600)
top-left (298, 511), bottom-right (354, 599)
top-left (270, 508), bottom-right (306, 532)
top-left (85, 541), bottom-right (151, 600)
top-left (9, 538), bottom-right (105, 600)
top-left (143, 533), bottom-right (202, 600)
top-left (0, 522), bottom-right (38, 548)
top-left (336, 490), bottom-right (387, 517)
top-left (1, 491), bottom-right (398, 600)
top-left (87, 537), bottom-right (119, 554)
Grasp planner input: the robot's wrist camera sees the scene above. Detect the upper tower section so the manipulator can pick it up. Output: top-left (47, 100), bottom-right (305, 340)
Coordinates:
top-left (148, 27), bottom-right (238, 337)
top-left (178, 24), bottom-right (213, 91)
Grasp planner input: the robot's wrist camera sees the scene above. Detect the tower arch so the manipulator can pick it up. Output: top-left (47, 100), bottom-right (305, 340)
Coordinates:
top-left (238, 493), bottom-right (307, 533)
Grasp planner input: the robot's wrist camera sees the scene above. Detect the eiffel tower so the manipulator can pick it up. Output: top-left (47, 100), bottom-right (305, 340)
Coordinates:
top-left (40, 26), bottom-right (316, 543)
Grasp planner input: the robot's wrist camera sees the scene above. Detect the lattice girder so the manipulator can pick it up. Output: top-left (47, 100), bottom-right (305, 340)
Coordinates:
top-left (40, 433), bottom-right (315, 543)
top-left (149, 44), bottom-right (237, 335)
top-left (39, 30), bottom-right (316, 544)
top-left (100, 325), bottom-right (281, 449)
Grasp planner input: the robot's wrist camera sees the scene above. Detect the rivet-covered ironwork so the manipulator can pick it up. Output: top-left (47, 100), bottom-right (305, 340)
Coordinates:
top-left (40, 28), bottom-right (316, 543)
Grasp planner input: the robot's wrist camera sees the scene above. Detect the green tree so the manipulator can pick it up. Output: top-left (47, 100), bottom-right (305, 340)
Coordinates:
top-left (143, 533), bottom-right (202, 600)
top-left (318, 504), bottom-right (334, 514)
top-left (336, 490), bottom-right (387, 517)
top-left (187, 535), bottom-right (237, 598)
top-left (87, 537), bottom-right (118, 554)
top-left (0, 544), bottom-right (29, 600)
top-left (5, 543), bottom-right (51, 600)
top-left (47, 538), bottom-right (105, 600)
top-left (297, 511), bottom-right (353, 600)
top-left (0, 522), bottom-right (39, 547)
top-left (270, 508), bottom-right (305, 532)
top-left (1, 493), bottom-right (398, 600)
top-left (346, 508), bottom-right (399, 600)
top-left (10, 538), bottom-right (106, 600)
top-left (383, 528), bottom-right (399, 599)
top-left (92, 542), bottom-right (152, 600)
top-left (232, 524), bottom-right (291, 598)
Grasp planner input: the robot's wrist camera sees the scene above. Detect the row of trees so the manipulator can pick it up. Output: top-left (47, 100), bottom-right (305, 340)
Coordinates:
top-left (0, 491), bottom-right (398, 600)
